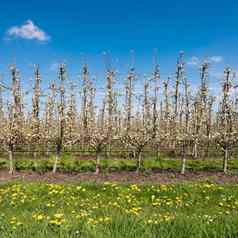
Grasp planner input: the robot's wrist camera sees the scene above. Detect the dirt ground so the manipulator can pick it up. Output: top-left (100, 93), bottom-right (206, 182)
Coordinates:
top-left (0, 170), bottom-right (238, 185)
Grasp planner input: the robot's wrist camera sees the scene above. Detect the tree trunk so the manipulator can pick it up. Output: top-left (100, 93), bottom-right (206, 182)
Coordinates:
top-left (106, 144), bottom-right (111, 159)
top-left (193, 141), bottom-right (198, 159)
top-left (223, 147), bottom-right (228, 174)
top-left (136, 151), bottom-right (142, 173)
top-left (205, 143), bottom-right (209, 160)
top-left (53, 145), bottom-right (61, 173)
top-left (8, 150), bottom-right (14, 175)
top-left (156, 148), bottom-right (163, 169)
top-left (156, 149), bottom-right (159, 160)
top-left (45, 143), bottom-right (51, 158)
top-left (95, 152), bottom-right (100, 175)
top-left (181, 143), bottom-right (186, 175)
top-left (46, 145), bottom-right (49, 158)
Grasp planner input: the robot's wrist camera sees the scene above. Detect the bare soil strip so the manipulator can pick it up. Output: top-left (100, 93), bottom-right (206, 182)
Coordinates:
top-left (0, 170), bottom-right (238, 184)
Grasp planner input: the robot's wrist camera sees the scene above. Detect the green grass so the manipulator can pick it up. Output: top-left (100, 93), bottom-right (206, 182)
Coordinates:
top-left (0, 182), bottom-right (238, 237)
top-left (0, 154), bottom-right (238, 174)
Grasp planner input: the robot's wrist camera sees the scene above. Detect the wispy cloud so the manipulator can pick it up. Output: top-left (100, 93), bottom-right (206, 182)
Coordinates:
top-left (187, 55), bottom-right (223, 66)
top-left (208, 56), bottom-right (223, 64)
top-left (6, 20), bottom-right (50, 42)
top-left (187, 56), bottom-right (200, 66)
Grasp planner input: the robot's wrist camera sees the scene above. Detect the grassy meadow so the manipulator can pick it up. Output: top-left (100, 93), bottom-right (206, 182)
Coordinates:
top-left (0, 182), bottom-right (238, 237)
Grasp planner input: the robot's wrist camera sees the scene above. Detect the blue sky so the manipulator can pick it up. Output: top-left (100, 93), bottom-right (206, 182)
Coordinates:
top-left (0, 0), bottom-right (238, 97)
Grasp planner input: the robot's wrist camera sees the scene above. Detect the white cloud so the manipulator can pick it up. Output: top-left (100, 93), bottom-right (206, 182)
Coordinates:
top-left (187, 55), bottom-right (223, 67)
top-left (187, 56), bottom-right (200, 66)
top-left (6, 20), bottom-right (50, 42)
top-left (208, 56), bottom-right (223, 64)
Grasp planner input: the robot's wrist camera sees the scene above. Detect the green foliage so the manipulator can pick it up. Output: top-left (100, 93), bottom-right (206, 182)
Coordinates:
top-left (15, 159), bottom-right (34, 171)
top-left (74, 160), bottom-right (96, 172)
top-left (33, 160), bottom-right (54, 173)
top-left (1, 154), bottom-right (238, 174)
top-left (0, 158), bottom-right (7, 169)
